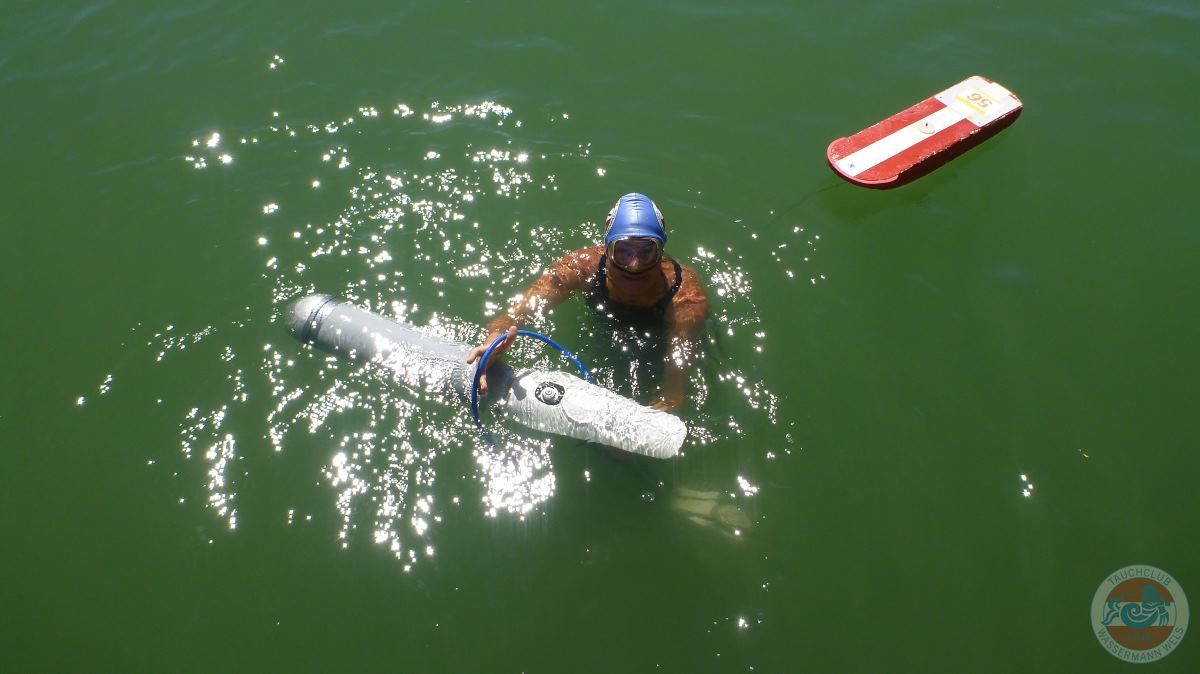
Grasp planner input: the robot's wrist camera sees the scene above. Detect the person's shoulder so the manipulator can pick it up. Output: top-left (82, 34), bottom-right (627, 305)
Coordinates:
top-left (557, 244), bottom-right (603, 274)
top-left (674, 258), bottom-right (701, 280)
top-left (665, 258), bottom-right (708, 326)
top-left (669, 258), bottom-right (708, 298)
top-left (565, 244), bottom-right (605, 265)
top-left (547, 244), bottom-right (603, 288)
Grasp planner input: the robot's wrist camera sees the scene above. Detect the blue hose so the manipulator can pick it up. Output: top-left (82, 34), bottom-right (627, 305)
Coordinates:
top-left (470, 330), bottom-right (592, 432)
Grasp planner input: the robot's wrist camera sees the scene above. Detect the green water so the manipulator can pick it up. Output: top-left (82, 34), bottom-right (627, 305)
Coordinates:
top-left (3, 1), bottom-right (1198, 671)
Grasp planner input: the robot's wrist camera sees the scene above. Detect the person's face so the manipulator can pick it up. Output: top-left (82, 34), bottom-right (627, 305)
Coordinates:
top-left (609, 237), bottom-right (662, 274)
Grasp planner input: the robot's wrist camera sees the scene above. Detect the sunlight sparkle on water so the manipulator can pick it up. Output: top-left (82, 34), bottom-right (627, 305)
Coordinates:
top-left (162, 96), bottom-right (779, 571)
top-left (737, 476), bottom-right (760, 497)
top-left (477, 434), bottom-right (556, 518)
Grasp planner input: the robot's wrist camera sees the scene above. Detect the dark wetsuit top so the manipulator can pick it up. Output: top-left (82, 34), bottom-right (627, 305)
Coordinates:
top-left (585, 253), bottom-right (683, 322)
top-left (585, 254), bottom-right (685, 397)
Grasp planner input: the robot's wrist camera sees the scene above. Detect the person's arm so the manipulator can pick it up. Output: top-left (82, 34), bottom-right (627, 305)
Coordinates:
top-left (467, 247), bottom-right (595, 393)
top-left (653, 267), bottom-right (709, 412)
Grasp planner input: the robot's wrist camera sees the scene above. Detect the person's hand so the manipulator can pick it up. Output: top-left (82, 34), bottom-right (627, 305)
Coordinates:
top-left (466, 325), bottom-right (518, 395)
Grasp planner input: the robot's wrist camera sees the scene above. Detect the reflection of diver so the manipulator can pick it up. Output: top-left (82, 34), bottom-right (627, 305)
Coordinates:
top-left (468, 193), bottom-right (709, 412)
top-left (671, 486), bottom-right (753, 539)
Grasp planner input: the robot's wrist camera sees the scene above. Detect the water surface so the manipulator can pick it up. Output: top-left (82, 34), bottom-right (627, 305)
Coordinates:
top-left (2, 1), bottom-right (1198, 671)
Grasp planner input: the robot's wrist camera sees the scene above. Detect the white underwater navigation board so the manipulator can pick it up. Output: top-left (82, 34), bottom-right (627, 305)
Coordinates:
top-left (826, 75), bottom-right (1022, 188)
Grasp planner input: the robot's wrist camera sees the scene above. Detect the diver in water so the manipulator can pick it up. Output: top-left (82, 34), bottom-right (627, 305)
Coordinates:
top-left (467, 193), bottom-right (709, 412)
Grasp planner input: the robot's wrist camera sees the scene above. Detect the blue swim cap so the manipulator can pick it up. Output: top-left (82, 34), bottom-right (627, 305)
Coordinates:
top-left (604, 193), bottom-right (666, 246)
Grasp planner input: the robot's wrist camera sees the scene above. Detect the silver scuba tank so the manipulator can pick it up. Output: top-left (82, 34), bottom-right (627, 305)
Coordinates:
top-left (286, 294), bottom-right (686, 458)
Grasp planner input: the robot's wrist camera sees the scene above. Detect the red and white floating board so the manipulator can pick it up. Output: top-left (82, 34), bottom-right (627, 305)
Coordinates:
top-left (827, 75), bottom-right (1022, 188)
